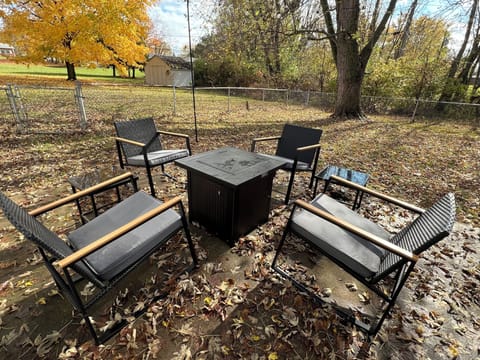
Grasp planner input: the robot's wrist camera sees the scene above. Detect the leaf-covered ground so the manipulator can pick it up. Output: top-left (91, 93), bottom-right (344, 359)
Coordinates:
top-left (0, 105), bottom-right (479, 359)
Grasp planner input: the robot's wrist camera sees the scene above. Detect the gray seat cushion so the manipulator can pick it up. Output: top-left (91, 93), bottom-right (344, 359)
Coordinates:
top-left (291, 194), bottom-right (391, 279)
top-left (258, 154), bottom-right (311, 171)
top-left (127, 149), bottom-right (190, 167)
top-left (68, 191), bottom-right (182, 281)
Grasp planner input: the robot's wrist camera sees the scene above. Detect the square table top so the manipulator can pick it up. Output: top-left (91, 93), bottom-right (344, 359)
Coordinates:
top-left (175, 147), bottom-right (286, 187)
top-left (317, 165), bottom-right (369, 186)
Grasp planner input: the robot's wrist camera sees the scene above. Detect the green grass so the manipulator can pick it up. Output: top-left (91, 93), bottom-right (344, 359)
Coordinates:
top-left (0, 61), bottom-right (145, 83)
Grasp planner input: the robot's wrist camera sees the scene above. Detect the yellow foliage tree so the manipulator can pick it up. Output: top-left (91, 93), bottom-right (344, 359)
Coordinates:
top-left (0, 0), bottom-right (154, 80)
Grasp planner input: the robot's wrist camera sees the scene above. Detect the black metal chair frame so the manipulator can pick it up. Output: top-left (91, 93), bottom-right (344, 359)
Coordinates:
top-left (250, 124), bottom-right (322, 204)
top-left (272, 176), bottom-right (455, 336)
top-left (114, 117), bottom-right (191, 198)
top-left (68, 171), bottom-right (139, 224)
top-left (0, 175), bottom-right (198, 345)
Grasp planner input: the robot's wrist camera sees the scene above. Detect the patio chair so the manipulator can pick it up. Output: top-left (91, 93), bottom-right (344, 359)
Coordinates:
top-left (250, 124), bottom-right (322, 204)
top-left (114, 117), bottom-right (191, 197)
top-left (0, 176), bottom-right (198, 345)
top-left (272, 175), bottom-right (456, 336)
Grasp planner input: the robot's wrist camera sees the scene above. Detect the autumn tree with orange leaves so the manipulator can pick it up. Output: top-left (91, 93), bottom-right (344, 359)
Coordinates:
top-left (0, 0), bottom-right (154, 80)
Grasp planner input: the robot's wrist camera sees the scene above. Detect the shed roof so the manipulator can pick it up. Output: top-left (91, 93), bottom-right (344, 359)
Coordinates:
top-left (148, 55), bottom-right (191, 70)
top-left (0, 43), bottom-right (14, 49)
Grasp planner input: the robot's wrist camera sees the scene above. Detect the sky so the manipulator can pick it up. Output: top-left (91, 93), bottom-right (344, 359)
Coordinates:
top-left (148, 0), bottom-right (211, 56)
top-left (149, 0), bottom-right (466, 56)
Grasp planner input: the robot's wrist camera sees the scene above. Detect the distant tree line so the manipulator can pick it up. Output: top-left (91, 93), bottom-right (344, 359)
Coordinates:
top-left (192, 0), bottom-right (480, 119)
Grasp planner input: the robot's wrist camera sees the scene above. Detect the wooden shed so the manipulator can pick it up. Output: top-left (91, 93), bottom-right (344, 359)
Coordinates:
top-left (0, 43), bottom-right (15, 57)
top-left (144, 55), bottom-right (192, 86)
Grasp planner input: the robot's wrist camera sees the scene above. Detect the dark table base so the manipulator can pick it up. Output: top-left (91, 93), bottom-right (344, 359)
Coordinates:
top-left (188, 170), bottom-right (275, 246)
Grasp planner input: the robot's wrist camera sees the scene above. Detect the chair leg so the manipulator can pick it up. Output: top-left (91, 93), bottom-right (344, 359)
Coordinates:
top-left (272, 212), bottom-right (415, 337)
top-left (179, 202), bottom-right (198, 267)
top-left (145, 164), bottom-right (156, 198)
top-left (272, 230), bottom-right (288, 270)
top-left (284, 170), bottom-right (296, 205)
top-left (273, 240), bottom-right (375, 336)
top-left (63, 269), bottom-right (102, 345)
top-left (309, 148), bottom-right (320, 189)
top-left (272, 208), bottom-right (295, 268)
top-left (370, 262), bottom-right (416, 335)
top-left (116, 141), bottom-right (125, 169)
top-left (308, 170), bottom-right (315, 189)
top-left (284, 159), bottom-right (299, 204)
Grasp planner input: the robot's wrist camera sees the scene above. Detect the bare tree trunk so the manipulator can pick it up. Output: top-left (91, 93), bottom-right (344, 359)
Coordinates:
top-left (66, 62), bottom-right (77, 81)
top-left (470, 57), bottom-right (480, 101)
top-left (393, 0), bottom-right (418, 59)
top-left (369, 0), bottom-right (382, 36)
top-left (437, 0), bottom-right (478, 107)
top-left (458, 36), bottom-right (480, 84)
top-left (319, 0), bottom-right (337, 60)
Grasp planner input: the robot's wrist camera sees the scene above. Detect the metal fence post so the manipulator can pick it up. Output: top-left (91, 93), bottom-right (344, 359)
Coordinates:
top-left (173, 86), bottom-right (177, 115)
top-left (74, 82), bottom-right (88, 130)
top-left (410, 98), bottom-right (421, 123)
top-left (228, 87), bottom-right (231, 112)
top-left (5, 84), bottom-right (28, 133)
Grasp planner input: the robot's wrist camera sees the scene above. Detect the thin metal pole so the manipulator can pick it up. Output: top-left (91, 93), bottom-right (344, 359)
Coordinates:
top-left (187, 0), bottom-right (198, 142)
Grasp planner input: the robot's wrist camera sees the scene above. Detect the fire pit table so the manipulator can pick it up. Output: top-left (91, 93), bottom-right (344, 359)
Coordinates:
top-left (176, 147), bottom-right (286, 245)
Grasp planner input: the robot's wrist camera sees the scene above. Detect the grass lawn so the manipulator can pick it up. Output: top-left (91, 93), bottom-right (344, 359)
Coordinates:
top-left (0, 61), bottom-right (145, 83)
top-left (0, 78), bottom-right (479, 359)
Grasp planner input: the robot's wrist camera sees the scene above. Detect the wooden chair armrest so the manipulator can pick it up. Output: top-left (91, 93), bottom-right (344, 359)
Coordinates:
top-left (115, 137), bottom-right (145, 148)
top-left (158, 130), bottom-right (189, 139)
top-left (294, 199), bottom-right (418, 262)
top-left (329, 175), bottom-right (425, 214)
top-left (252, 135), bottom-right (282, 142)
top-left (54, 196), bottom-right (183, 269)
top-left (250, 135), bottom-right (281, 152)
top-left (29, 173), bottom-right (135, 217)
top-left (297, 143), bottom-right (321, 152)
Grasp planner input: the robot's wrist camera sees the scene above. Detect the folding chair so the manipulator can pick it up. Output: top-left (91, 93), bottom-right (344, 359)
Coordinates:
top-left (272, 176), bottom-right (456, 336)
top-left (0, 176), bottom-right (198, 345)
top-left (114, 117), bottom-right (191, 197)
top-left (250, 124), bottom-right (322, 204)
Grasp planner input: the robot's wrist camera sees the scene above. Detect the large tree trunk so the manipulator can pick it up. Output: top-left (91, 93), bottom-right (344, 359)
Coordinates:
top-left (333, 0), bottom-right (364, 118)
top-left (320, 0), bottom-right (397, 120)
top-left (334, 36), bottom-right (364, 118)
top-left (66, 61), bottom-right (77, 81)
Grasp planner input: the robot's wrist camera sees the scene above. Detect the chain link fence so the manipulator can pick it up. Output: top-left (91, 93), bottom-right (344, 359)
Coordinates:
top-left (1, 83), bottom-right (479, 134)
